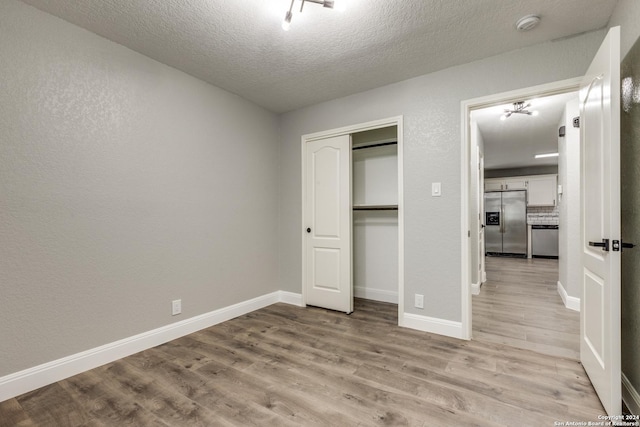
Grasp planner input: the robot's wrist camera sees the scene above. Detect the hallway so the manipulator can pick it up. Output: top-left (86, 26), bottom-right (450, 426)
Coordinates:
top-left (473, 257), bottom-right (580, 360)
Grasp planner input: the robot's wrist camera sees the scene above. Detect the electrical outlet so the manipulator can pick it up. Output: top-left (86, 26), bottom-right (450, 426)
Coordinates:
top-left (414, 294), bottom-right (424, 309)
top-left (172, 299), bottom-right (182, 316)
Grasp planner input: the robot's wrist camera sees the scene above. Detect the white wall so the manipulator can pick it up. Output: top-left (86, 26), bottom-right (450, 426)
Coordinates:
top-left (278, 29), bottom-right (606, 323)
top-left (557, 98), bottom-right (581, 303)
top-left (0, 0), bottom-right (280, 377)
top-left (469, 120), bottom-right (484, 287)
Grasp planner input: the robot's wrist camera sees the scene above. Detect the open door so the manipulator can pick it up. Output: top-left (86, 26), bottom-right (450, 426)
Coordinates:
top-left (303, 134), bottom-right (353, 313)
top-left (579, 26), bottom-right (621, 416)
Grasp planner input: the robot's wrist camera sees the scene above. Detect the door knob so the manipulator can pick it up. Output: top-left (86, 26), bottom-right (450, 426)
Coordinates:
top-left (589, 239), bottom-right (610, 252)
top-left (306, 227), bottom-right (311, 233)
top-left (612, 240), bottom-right (636, 251)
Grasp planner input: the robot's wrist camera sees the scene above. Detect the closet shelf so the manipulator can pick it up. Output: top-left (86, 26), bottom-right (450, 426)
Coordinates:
top-left (353, 204), bottom-right (398, 211)
top-left (352, 141), bottom-right (397, 151)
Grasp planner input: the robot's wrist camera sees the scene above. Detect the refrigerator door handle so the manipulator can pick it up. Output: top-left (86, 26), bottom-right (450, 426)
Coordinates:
top-left (501, 206), bottom-right (505, 233)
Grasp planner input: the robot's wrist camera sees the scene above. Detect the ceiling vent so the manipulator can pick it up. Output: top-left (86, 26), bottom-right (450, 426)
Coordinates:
top-left (515, 15), bottom-right (541, 32)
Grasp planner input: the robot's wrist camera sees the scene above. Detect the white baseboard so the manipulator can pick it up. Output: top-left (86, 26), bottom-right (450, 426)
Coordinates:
top-left (471, 283), bottom-right (481, 296)
top-left (623, 373), bottom-right (640, 416)
top-left (278, 291), bottom-right (304, 306)
top-left (0, 290), bottom-right (302, 403)
top-left (400, 312), bottom-right (464, 339)
top-left (557, 281), bottom-right (580, 312)
top-left (354, 286), bottom-right (398, 304)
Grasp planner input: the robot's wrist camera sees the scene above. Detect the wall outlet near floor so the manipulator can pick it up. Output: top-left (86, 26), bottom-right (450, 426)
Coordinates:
top-left (172, 299), bottom-right (182, 316)
top-left (414, 294), bottom-right (424, 309)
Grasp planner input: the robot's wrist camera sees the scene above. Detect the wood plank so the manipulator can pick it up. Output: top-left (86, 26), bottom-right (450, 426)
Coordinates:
top-left (3, 296), bottom-right (603, 425)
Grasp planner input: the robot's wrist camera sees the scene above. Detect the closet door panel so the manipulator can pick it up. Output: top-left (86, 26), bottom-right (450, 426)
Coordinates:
top-left (304, 135), bottom-right (352, 313)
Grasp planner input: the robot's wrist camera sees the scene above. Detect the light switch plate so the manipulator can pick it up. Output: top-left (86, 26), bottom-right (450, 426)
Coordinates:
top-left (432, 182), bottom-right (441, 197)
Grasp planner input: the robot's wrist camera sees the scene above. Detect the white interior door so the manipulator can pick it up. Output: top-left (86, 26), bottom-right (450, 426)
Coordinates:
top-left (579, 26), bottom-right (621, 416)
top-left (304, 134), bottom-right (353, 313)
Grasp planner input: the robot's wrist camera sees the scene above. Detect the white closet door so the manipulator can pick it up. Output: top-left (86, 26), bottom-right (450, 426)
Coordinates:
top-left (579, 26), bottom-right (621, 416)
top-left (304, 135), bottom-right (352, 313)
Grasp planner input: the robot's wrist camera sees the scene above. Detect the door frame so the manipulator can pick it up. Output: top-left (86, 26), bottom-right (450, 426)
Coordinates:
top-left (460, 78), bottom-right (582, 339)
top-left (301, 116), bottom-right (404, 320)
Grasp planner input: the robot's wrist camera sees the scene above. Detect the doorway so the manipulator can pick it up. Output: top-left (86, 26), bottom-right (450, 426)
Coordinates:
top-left (460, 77), bottom-right (582, 342)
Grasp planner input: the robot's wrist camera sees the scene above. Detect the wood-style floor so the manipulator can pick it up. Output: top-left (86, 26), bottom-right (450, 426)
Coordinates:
top-left (473, 256), bottom-right (580, 360)
top-left (1, 298), bottom-right (603, 426)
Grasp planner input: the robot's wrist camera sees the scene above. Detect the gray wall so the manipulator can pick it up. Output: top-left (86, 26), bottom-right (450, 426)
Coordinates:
top-left (278, 30), bottom-right (606, 322)
top-left (484, 165), bottom-right (558, 178)
top-left (0, 0), bottom-right (280, 376)
top-left (620, 24), bottom-right (640, 415)
top-left (609, 0), bottom-right (640, 413)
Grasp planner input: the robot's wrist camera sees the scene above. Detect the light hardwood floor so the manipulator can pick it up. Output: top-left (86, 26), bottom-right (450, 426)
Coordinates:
top-left (473, 256), bottom-right (580, 360)
top-left (1, 297), bottom-right (603, 426)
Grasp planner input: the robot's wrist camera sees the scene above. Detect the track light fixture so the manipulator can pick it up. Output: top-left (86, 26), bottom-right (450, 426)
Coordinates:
top-left (282, 0), bottom-right (340, 31)
top-left (500, 101), bottom-right (539, 120)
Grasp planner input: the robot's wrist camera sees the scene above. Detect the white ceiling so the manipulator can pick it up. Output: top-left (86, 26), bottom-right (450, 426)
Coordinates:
top-left (472, 91), bottom-right (578, 170)
top-left (19, 0), bottom-right (617, 113)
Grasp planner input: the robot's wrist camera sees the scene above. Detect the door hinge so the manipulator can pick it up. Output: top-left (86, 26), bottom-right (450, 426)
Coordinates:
top-left (468, 230), bottom-right (471, 237)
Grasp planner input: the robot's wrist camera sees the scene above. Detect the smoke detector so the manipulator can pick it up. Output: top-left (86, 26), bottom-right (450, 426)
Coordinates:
top-left (515, 15), bottom-right (541, 31)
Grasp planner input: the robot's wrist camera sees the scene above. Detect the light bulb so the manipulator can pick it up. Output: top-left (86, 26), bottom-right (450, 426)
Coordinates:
top-left (334, 0), bottom-right (346, 11)
top-left (532, 110), bottom-right (539, 116)
top-left (282, 11), bottom-right (292, 31)
top-left (500, 115), bottom-right (506, 121)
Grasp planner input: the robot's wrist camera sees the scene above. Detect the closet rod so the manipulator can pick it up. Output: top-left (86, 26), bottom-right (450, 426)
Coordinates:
top-left (352, 141), bottom-right (397, 151)
top-left (353, 205), bottom-right (398, 211)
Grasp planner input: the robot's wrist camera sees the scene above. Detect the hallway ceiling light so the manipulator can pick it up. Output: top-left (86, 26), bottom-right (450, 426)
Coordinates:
top-left (500, 101), bottom-right (539, 120)
top-left (535, 153), bottom-right (559, 159)
top-left (282, 0), bottom-right (341, 31)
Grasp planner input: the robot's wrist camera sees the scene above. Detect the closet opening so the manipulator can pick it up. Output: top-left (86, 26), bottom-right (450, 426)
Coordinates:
top-left (352, 127), bottom-right (399, 305)
top-left (301, 117), bottom-right (404, 321)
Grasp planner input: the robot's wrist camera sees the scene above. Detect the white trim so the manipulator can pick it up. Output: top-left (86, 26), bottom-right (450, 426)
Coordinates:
top-left (623, 372), bottom-right (640, 416)
top-left (460, 77), bottom-right (583, 339)
top-left (0, 291), bottom-right (301, 402)
top-left (471, 283), bottom-right (481, 296)
top-left (482, 271), bottom-right (487, 283)
top-left (400, 313), bottom-right (464, 339)
top-left (279, 291), bottom-right (304, 306)
top-left (557, 281), bottom-right (580, 312)
top-left (301, 116), bottom-right (404, 324)
top-left (354, 287), bottom-right (398, 304)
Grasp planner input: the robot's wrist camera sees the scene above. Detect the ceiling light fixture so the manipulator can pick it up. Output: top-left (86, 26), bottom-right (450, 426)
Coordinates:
top-left (535, 153), bottom-right (559, 159)
top-left (282, 0), bottom-right (340, 31)
top-left (500, 101), bottom-right (539, 120)
top-left (515, 14), bottom-right (541, 32)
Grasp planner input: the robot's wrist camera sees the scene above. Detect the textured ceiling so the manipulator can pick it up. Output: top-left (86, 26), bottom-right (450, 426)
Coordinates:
top-left (472, 91), bottom-right (578, 170)
top-left (19, 0), bottom-right (617, 113)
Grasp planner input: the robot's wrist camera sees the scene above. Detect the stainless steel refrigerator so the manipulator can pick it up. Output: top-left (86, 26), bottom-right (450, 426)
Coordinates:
top-left (484, 190), bottom-right (527, 256)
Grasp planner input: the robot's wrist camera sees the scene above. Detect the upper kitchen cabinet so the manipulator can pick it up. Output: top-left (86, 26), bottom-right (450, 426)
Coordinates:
top-left (484, 178), bottom-right (504, 191)
top-left (484, 177), bottom-right (528, 191)
top-left (504, 178), bottom-right (528, 190)
top-left (527, 175), bottom-right (557, 206)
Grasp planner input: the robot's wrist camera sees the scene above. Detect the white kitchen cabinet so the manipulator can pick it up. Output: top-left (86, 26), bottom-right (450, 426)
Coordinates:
top-left (484, 177), bottom-right (527, 191)
top-left (527, 175), bottom-right (557, 206)
top-left (484, 178), bottom-right (504, 191)
top-left (504, 178), bottom-right (528, 190)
